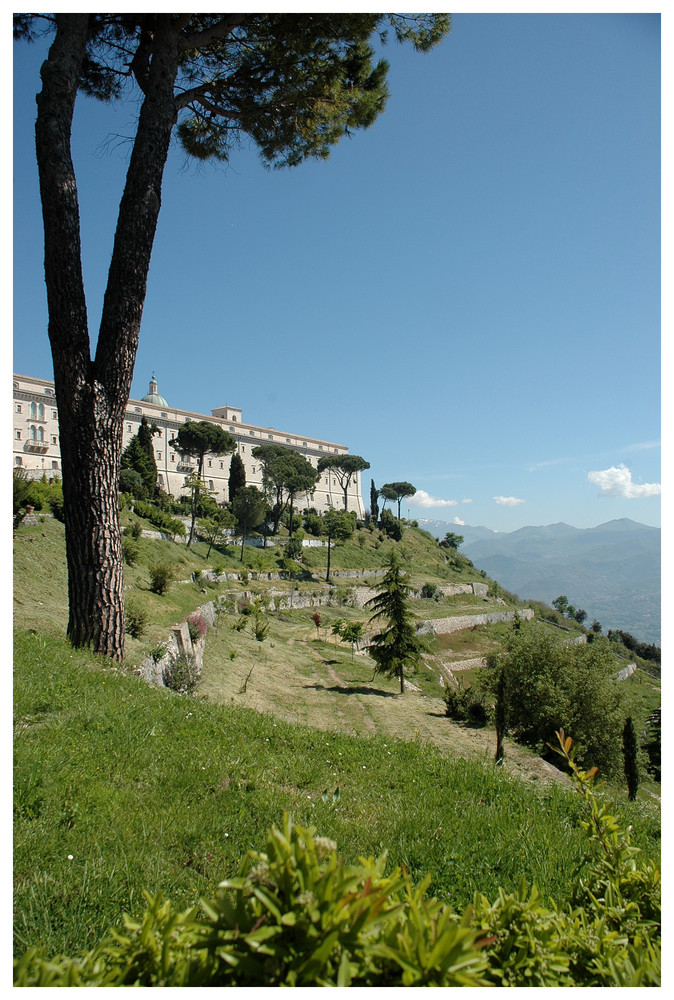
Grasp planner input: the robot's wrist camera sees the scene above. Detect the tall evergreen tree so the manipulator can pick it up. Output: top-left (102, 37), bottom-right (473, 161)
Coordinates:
top-left (16, 12), bottom-right (450, 659)
top-left (622, 716), bottom-right (639, 802)
top-left (366, 552), bottom-right (426, 694)
top-left (228, 451), bottom-right (246, 502)
top-left (120, 417), bottom-right (159, 497)
top-left (370, 478), bottom-right (379, 523)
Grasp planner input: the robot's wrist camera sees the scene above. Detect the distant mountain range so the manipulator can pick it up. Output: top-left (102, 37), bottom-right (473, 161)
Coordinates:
top-left (418, 518), bottom-right (660, 645)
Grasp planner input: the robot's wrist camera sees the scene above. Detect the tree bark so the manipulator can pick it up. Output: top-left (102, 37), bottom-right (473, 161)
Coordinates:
top-left (35, 15), bottom-right (181, 658)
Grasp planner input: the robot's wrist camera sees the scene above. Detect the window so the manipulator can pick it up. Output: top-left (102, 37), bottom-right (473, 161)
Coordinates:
top-left (319, 445), bottom-right (323, 450)
top-left (158, 474), bottom-right (164, 486)
top-left (30, 402), bottom-right (36, 418)
top-left (249, 430), bottom-right (255, 436)
top-left (15, 456), bottom-right (22, 465)
top-left (51, 436), bottom-right (57, 444)
top-left (127, 424), bottom-right (132, 432)
top-left (209, 480), bottom-right (214, 490)
top-left (171, 454), bottom-right (175, 462)
top-left (229, 426), bottom-right (235, 432)
top-left (252, 466), bottom-right (256, 474)
top-left (268, 434), bottom-right (273, 440)
top-left (15, 430), bottom-right (21, 439)
top-left (134, 406), bottom-right (141, 412)
top-left (219, 462), bottom-right (224, 469)
top-left (208, 460), bottom-right (212, 467)
top-left (232, 415), bottom-right (237, 422)
top-left (52, 410), bottom-right (57, 419)
top-left (286, 438), bottom-right (291, 443)
top-left (156, 451), bottom-right (162, 460)
top-left (52, 460), bottom-right (59, 470)
top-left (30, 425), bottom-right (36, 440)
top-left (38, 403), bottom-right (44, 420)
top-left (37, 427), bottom-right (44, 442)
top-left (161, 411), bottom-right (167, 418)
top-left (16, 404), bottom-right (21, 413)
top-left (44, 388), bottom-right (53, 395)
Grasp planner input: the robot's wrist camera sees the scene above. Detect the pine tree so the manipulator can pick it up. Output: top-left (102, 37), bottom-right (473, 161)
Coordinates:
top-left (366, 552), bottom-right (426, 694)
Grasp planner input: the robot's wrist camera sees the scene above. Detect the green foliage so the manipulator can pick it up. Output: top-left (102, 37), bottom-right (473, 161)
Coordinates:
top-left (641, 708), bottom-right (660, 782)
top-left (132, 499), bottom-right (186, 539)
top-left (622, 717), bottom-right (639, 801)
top-left (439, 531), bottom-right (464, 550)
top-left (420, 582), bottom-right (438, 599)
top-left (483, 627), bottom-right (625, 779)
top-left (120, 417), bottom-right (160, 497)
top-left (380, 481), bottom-right (416, 519)
top-left (13, 471), bottom-right (64, 521)
top-left (14, 747), bottom-right (660, 987)
top-left (187, 613), bottom-right (208, 643)
top-left (369, 479), bottom-right (379, 522)
top-left (121, 538), bottom-right (139, 567)
top-left (148, 563), bottom-right (174, 596)
top-left (379, 508), bottom-right (402, 541)
top-left (442, 677), bottom-right (487, 725)
top-left (124, 600), bottom-right (148, 640)
top-left (128, 518), bottom-right (143, 541)
top-left (366, 553), bottom-right (426, 693)
top-left (317, 454), bottom-right (370, 510)
top-left (227, 452), bottom-right (246, 502)
top-left (162, 654), bottom-right (199, 695)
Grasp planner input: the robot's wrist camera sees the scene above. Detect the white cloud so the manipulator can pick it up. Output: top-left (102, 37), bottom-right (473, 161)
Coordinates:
top-left (587, 464), bottom-right (661, 499)
top-left (493, 496), bottom-right (525, 507)
top-left (462, 498), bottom-right (473, 504)
top-left (453, 516), bottom-right (465, 525)
top-left (411, 490), bottom-right (458, 509)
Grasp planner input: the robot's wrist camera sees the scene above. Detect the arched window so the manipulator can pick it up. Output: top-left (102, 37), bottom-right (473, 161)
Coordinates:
top-left (37, 426), bottom-right (44, 442)
top-left (30, 425), bottom-right (36, 440)
top-left (30, 402), bottom-right (36, 418)
top-left (37, 403), bottom-right (44, 420)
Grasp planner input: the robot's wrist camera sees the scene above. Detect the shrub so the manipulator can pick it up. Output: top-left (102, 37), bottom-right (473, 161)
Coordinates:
top-left (124, 599), bottom-right (148, 639)
top-left (162, 653), bottom-right (199, 695)
top-left (129, 518), bottom-right (143, 540)
top-left (443, 677), bottom-right (485, 724)
top-left (122, 538), bottom-right (139, 566)
top-left (421, 582), bottom-right (437, 599)
top-left (187, 613), bottom-right (208, 643)
top-left (13, 741), bottom-right (661, 986)
top-left (149, 563), bottom-right (173, 595)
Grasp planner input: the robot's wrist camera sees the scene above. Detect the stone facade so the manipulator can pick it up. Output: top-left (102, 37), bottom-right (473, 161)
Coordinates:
top-left (12, 373), bottom-right (365, 517)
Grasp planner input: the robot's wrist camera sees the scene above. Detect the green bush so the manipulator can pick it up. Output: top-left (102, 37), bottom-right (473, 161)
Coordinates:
top-left (443, 678), bottom-right (485, 725)
top-left (162, 653), bottom-right (199, 695)
top-left (122, 538), bottom-right (139, 567)
top-left (132, 499), bottom-right (186, 539)
top-left (420, 582), bottom-right (438, 599)
top-left (124, 599), bottom-right (148, 639)
top-left (13, 736), bottom-right (660, 986)
top-left (148, 563), bottom-right (174, 596)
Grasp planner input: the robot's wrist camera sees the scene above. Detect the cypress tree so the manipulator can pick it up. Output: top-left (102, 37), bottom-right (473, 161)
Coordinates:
top-left (370, 478), bottom-right (379, 523)
top-left (228, 452), bottom-right (246, 502)
top-left (622, 716), bottom-right (639, 802)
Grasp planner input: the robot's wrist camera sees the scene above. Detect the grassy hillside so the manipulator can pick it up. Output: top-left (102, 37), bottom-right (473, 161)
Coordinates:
top-left (13, 512), bottom-right (661, 960)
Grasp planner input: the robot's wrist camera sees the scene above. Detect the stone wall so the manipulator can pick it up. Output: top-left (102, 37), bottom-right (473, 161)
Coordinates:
top-left (416, 608), bottom-right (535, 636)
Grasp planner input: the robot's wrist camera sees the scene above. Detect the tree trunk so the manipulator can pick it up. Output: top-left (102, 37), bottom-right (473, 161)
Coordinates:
top-left (399, 664), bottom-right (404, 694)
top-left (35, 15), bottom-right (181, 658)
top-left (326, 534), bottom-right (332, 582)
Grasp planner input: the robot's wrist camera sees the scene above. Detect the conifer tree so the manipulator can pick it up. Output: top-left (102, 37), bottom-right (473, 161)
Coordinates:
top-left (228, 451), bottom-right (246, 503)
top-left (366, 552), bottom-right (425, 693)
top-left (622, 716), bottom-right (639, 802)
top-left (120, 417), bottom-right (159, 497)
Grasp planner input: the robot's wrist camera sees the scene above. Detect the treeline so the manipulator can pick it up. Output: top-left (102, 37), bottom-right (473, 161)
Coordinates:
top-left (607, 630), bottom-right (661, 665)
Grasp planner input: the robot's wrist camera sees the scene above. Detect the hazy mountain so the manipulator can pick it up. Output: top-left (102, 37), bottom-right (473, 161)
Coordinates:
top-left (418, 517), bottom-right (660, 645)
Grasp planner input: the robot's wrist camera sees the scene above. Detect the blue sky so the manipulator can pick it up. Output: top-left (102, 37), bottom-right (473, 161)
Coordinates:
top-left (12, 12), bottom-right (661, 532)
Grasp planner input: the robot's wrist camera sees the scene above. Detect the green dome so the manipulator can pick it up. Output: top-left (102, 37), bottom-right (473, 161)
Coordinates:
top-left (141, 374), bottom-right (169, 408)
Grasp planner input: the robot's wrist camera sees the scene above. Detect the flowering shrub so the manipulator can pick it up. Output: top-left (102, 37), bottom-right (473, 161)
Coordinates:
top-left (187, 613), bottom-right (208, 643)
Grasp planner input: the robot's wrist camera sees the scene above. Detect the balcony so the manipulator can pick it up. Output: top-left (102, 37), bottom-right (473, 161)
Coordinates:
top-left (24, 440), bottom-right (49, 452)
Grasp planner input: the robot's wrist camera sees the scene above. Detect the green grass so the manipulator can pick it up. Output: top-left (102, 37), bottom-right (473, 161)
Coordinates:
top-left (13, 512), bottom-right (661, 961)
top-left (14, 629), bottom-right (660, 960)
